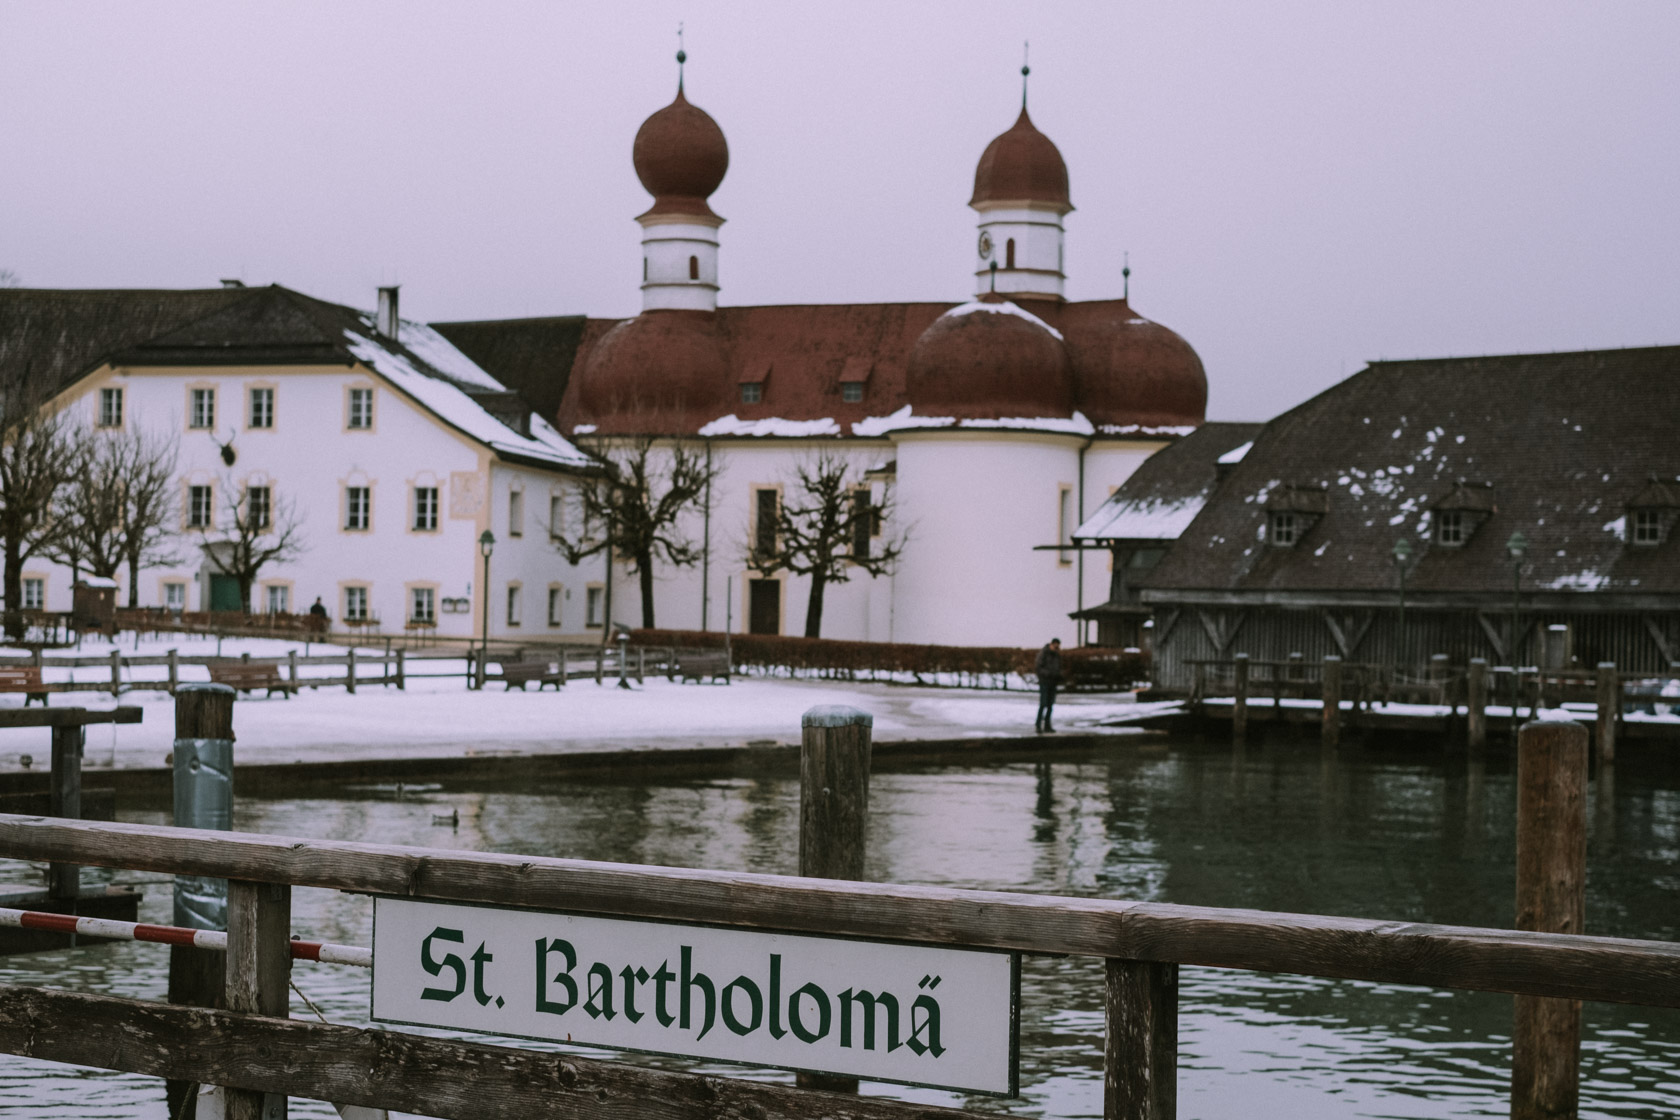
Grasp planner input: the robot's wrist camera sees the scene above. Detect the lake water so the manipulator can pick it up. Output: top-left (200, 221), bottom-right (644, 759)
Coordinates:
top-left (0, 735), bottom-right (1674, 1118)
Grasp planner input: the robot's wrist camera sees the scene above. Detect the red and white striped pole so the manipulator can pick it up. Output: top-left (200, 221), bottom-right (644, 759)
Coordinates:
top-left (0, 907), bottom-right (371, 968)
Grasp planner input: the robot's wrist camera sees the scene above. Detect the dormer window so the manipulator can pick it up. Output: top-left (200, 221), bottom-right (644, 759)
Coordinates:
top-left (838, 357), bottom-right (872, 406)
top-left (1625, 477), bottom-right (1680, 547)
top-left (738, 358), bottom-right (771, 406)
top-left (1264, 484), bottom-right (1328, 547)
top-left (741, 382), bottom-right (762, 404)
top-left (1431, 481), bottom-right (1495, 548)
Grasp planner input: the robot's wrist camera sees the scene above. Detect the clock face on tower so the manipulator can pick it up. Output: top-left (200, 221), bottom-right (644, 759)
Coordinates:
top-left (977, 231), bottom-right (994, 260)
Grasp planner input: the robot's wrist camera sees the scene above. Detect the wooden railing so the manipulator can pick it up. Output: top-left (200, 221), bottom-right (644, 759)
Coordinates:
top-left (0, 814), bottom-right (1673, 1119)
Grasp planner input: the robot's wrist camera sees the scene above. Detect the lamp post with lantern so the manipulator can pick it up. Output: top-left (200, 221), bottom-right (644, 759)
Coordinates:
top-left (477, 530), bottom-right (495, 690)
top-left (1391, 537), bottom-right (1413, 670)
top-left (1506, 530), bottom-right (1528, 726)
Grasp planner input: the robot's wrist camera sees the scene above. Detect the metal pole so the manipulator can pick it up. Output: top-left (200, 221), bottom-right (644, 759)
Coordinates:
top-left (1396, 565), bottom-right (1406, 670)
top-left (478, 549), bottom-right (491, 690)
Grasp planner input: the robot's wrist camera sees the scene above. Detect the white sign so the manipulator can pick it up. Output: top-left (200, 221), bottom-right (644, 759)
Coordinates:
top-left (371, 898), bottom-right (1018, 1095)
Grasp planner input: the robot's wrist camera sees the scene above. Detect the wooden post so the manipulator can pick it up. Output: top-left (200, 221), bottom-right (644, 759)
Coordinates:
top-left (1105, 958), bottom-right (1178, 1120)
top-left (167, 683), bottom-right (235, 1120)
top-left (1511, 719), bottom-right (1587, 1120)
top-left (557, 648), bottom-right (567, 688)
top-left (1231, 654), bottom-right (1250, 745)
top-left (797, 705), bottom-right (873, 1095)
top-left (1321, 656), bottom-right (1342, 749)
top-left (223, 879), bottom-right (292, 1120)
top-left (1467, 658), bottom-right (1488, 753)
top-left (1191, 662), bottom-right (1206, 712)
top-left (347, 647), bottom-right (357, 694)
top-left (47, 718), bottom-right (84, 900)
top-left (167, 648), bottom-right (179, 694)
top-left (637, 647), bottom-right (645, 684)
top-left (109, 648), bottom-right (121, 697)
top-left (396, 648), bottom-right (406, 691)
top-left (595, 647), bottom-right (604, 686)
top-left (1594, 662), bottom-right (1617, 765)
top-left (288, 649), bottom-right (298, 693)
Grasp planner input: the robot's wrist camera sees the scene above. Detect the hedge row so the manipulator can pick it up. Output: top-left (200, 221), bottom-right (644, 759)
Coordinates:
top-left (629, 629), bottom-right (1147, 691)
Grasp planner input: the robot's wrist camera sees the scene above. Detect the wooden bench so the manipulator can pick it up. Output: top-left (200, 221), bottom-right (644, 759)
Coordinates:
top-left (207, 661), bottom-right (295, 698)
top-left (673, 650), bottom-right (730, 684)
top-left (500, 659), bottom-right (563, 691)
top-left (0, 667), bottom-right (53, 707)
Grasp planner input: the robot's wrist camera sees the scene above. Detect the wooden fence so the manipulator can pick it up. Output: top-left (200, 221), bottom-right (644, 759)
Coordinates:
top-left (0, 814), bottom-right (1672, 1118)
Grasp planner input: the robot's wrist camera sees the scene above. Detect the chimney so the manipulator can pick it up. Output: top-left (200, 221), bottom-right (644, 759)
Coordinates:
top-left (377, 286), bottom-right (400, 338)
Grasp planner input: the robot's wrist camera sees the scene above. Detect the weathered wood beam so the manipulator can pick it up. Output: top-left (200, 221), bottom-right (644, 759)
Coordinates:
top-left (0, 816), bottom-right (1675, 1007)
top-left (0, 986), bottom-right (985, 1120)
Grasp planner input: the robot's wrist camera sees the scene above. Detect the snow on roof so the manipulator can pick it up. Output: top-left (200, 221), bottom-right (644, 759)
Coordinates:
top-left (1099, 423), bottom-right (1199, 437)
top-left (1074, 495), bottom-right (1208, 542)
top-left (698, 414), bottom-right (844, 438)
top-left (851, 405), bottom-right (1093, 438)
top-left (75, 575), bottom-right (119, 588)
top-left (1217, 440), bottom-right (1253, 465)
top-left (342, 327), bottom-right (591, 470)
top-left (941, 300), bottom-right (1065, 341)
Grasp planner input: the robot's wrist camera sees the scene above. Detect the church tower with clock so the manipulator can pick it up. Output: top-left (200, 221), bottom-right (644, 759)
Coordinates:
top-left (969, 69), bottom-right (1072, 302)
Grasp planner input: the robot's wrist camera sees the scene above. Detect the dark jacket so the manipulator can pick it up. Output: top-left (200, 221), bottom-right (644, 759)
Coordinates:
top-left (1035, 645), bottom-right (1063, 684)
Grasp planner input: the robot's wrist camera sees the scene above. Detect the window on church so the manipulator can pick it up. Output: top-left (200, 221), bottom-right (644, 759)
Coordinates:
top-left (689, 256), bottom-right (699, 280)
top-left (1270, 511), bottom-right (1300, 547)
top-left (1006, 238), bottom-right (1016, 269)
top-left (1633, 509), bottom-right (1664, 546)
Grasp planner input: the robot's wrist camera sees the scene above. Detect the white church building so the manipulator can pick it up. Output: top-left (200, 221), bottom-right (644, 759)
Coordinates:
top-left (436, 60), bottom-right (1210, 647)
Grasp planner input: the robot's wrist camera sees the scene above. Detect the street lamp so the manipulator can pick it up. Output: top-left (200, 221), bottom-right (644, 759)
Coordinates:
top-left (477, 530), bottom-right (495, 690)
top-left (1391, 537), bottom-right (1413, 669)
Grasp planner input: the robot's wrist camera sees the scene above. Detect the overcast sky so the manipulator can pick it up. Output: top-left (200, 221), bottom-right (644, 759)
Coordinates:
top-left (4, 2), bottom-right (1676, 420)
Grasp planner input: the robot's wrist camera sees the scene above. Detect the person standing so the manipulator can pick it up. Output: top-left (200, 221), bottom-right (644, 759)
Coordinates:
top-left (1035, 638), bottom-right (1063, 733)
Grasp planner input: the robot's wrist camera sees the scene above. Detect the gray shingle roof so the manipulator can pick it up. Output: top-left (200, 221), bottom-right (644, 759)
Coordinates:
top-left (1143, 346), bottom-right (1680, 596)
top-left (1074, 422), bottom-right (1262, 542)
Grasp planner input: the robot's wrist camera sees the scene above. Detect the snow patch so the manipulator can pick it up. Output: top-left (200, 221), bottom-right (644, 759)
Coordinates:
top-left (1075, 495), bottom-right (1205, 541)
top-left (700, 414), bottom-right (843, 438)
top-left (1099, 423), bottom-right (1198, 437)
top-left (1217, 441), bottom-right (1253, 465)
top-left (852, 406), bottom-right (1095, 438)
top-left (1547, 571), bottom-right (1609, 591)
top-left (941, 299), bottom-right (1065, 341)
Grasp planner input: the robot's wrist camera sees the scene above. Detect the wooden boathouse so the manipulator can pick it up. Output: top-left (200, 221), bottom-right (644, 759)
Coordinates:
top-left (1130, 346), bottom-right (1680, 692)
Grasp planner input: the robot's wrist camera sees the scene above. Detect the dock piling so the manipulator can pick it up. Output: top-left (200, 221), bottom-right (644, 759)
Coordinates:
top-left (1232, 654), bottom-right (1250, 745)
top-left (46, 718), bottom-right (84, 900)
top-left (223, 880), bottom-right (292, 1119)
top-left (798, 704), bottom-right (873, 1095)
top-left (1467, 659), bottom-right (1488, 752)
top-left (1511, 719), bottom-right (1586, 1120)
top-left (1594, 663), bottom-right (1617, 764)
top-left (1321, 656), bottom-right (1342, 749)
top-left (1105, 958), bottom-right (1178, 1120)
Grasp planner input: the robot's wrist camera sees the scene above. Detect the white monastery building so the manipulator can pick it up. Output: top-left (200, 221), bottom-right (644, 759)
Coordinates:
top-left (3, 58), bottom-right (1210, 649)
top-left (4, 284), bottom-right (603, 642)
top-left (436, 60), bottom-right (1210, 646)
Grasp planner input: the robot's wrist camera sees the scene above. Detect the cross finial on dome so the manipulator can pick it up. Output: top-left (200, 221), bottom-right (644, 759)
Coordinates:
top-left (676, 24), bottom-right (686, 91)
top-left (1021, 42), bottom-right (1030, 108)
top-left (1123, 251), bottom-right (1131, 300)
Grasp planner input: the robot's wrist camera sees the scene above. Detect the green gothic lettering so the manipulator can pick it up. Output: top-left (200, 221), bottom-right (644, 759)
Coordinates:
top-left (788, 982), bottom-right (832, 1044)
top-left (721, 975), bottom-right (764, 1035)
top-left (535, 937), bottom-right (578, 1015)
top-left (839, 988), bottom-right (900, 1051)
top-left (585, 962), bottom-right (616, 1020)
top-left (906, 993), bottom-right (945, 1058)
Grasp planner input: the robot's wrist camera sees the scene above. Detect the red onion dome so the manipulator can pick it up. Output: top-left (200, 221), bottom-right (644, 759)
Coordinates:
top-left (1061, 300), bottom-right (1207, 429)
top-left (571, 310), bottom-right (728, 430)
top-left (970, 107), bottom-right (1071, 214)
top-left (633, 85), bottom-right (729, 219)
top-left (906, 299), bottom-right (1075, 420)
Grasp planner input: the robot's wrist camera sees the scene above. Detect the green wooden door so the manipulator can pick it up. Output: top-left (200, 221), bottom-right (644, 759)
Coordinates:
top-left (208, 575), bottom-right (242, 612)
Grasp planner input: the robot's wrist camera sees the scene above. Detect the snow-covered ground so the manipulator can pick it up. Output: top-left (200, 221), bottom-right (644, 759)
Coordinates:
top-left (0, 634), bottom-right (1155, 773)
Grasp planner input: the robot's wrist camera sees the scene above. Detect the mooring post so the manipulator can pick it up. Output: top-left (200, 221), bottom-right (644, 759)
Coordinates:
top-left (287, 649), bottom-right (298, 694)
top-left (167, 683), bottom-right (235, 1120)
top-left (109, 648), bottom-right (121, 697)
top-left (1105, 957), bottom-right (1178, 1120)
top-left (47, 714), bottom-right (85, 901)
top-left (1321, 655), bottom-right (1342, 749)
top-left (222, 879), bottom-right (292, 1120)
top-left (1511, 719), bottom-right (1587, 1120)
top-left (1594, 662), bottom-right (1617, 765)
top-left (395, 647), bottom-right (406, 691)
top-left (595, 647), bottom-right (604, 686)
top-left (167, 648), bottom-right (179, 694)
top-left (798, 704), bottom-right (873, 1095)
top-left (346, 647), bottom-right (357, 695)
top-left (1467, 658), bottom-right (1488, 753)
top-left (1232, 654), bottom-right (1250, 745)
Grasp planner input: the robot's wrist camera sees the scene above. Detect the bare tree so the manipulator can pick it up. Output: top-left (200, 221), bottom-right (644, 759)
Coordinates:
top-left (198, 475), bottom-right (304, 613)
top-left (752, 452), bottom-right (905, 638)
top-left (0, 381), bottom-right (86, 638)
top-left (51, 427), bottom-right (181, 602)
top-left (0, 270), bottom-right (19, 288)
top-left (552, 438), bottom-right (718, 629)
